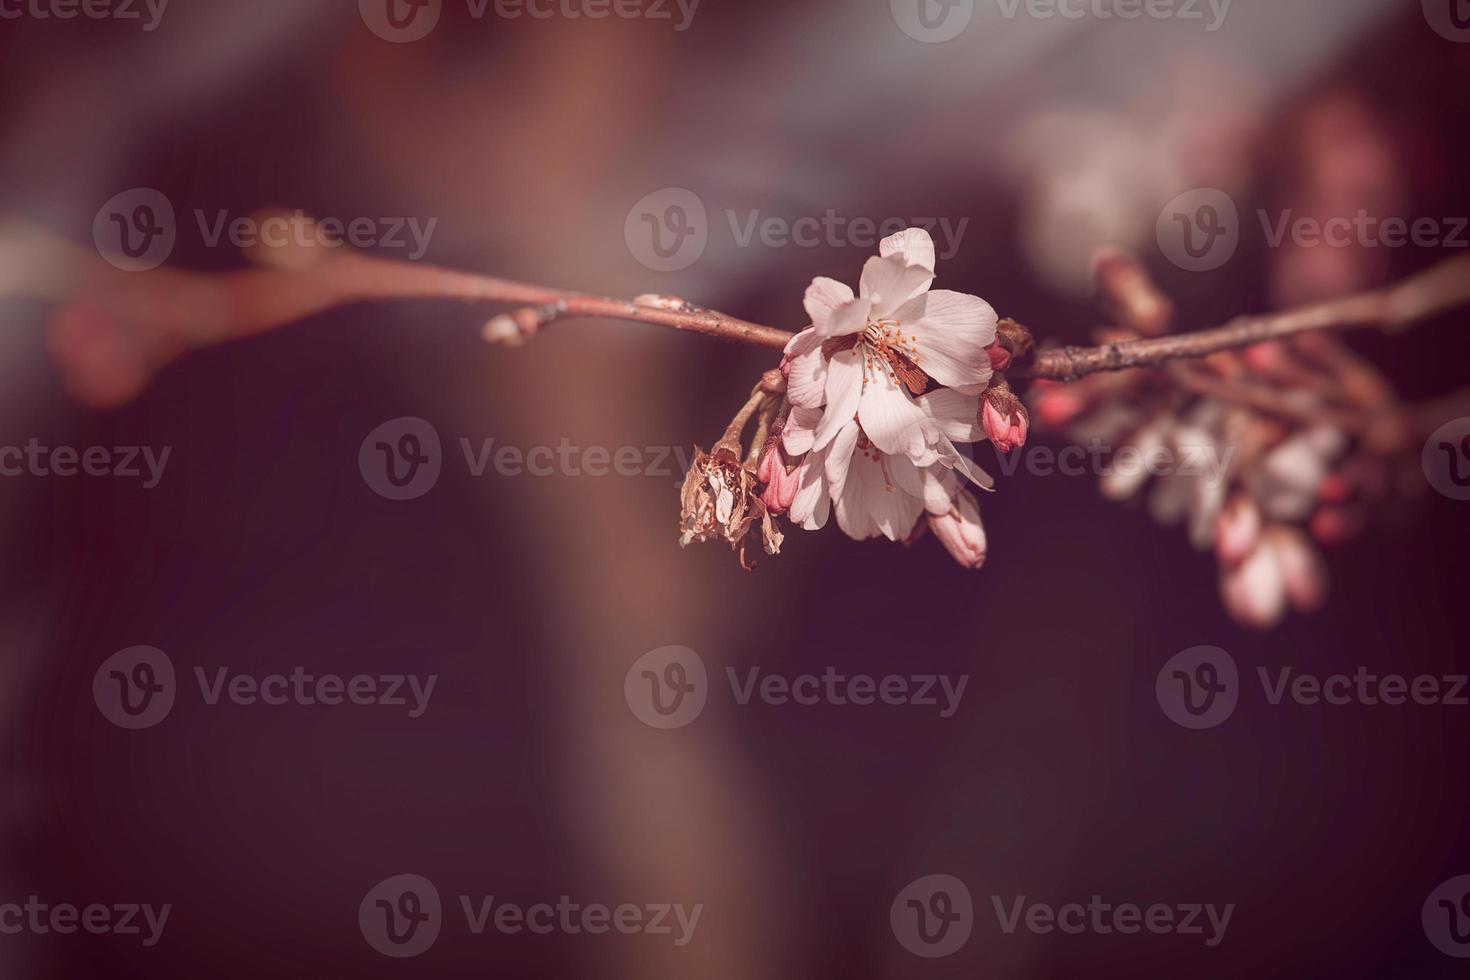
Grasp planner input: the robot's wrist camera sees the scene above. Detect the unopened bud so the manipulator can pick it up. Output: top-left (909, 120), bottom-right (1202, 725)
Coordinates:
top-left (1214, 495), bottom-right (1261, 564)
top-left (756, 438), bottom-right (799, 515)
top-left (985, 341), bottom-right (1012, 373)
top-left (981, 385), bottom-right (1029, 453)
top-left (928, 492), bottom-right (987, 570)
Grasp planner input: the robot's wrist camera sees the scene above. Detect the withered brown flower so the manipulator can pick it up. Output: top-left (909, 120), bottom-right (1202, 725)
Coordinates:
top-left (679, 445), bottom-right (783, 570)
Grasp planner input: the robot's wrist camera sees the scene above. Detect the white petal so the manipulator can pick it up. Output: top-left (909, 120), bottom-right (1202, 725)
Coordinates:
top-left (714, 482), bottom-right (734, 525)
top-left (879, 227), bottom-right (937, 274)
top-left (788, 451), bottom-right (830, 530)
top-left (857, 372), bottom-right (929, 459)
top-left (1270, 528), bottom-right (1327, 612)
top-left (937, 438), bottom-right (996, 492)
top-left (1101, 418), bottom-right (1169, 502)
top-left (1187, 473), bottom-right (1227, 552)
top-left (893, 289), bottom-right (998, 392)
top-left (782, 405), bottom-right (821, 456)
top-left (835, 451), bottom-right (925, 542)
top-left (786, 347), bottom-right (827, 409)
top-left (804, 278), bottom-right (870, 338)
top-left (824, 420), bottom-right (861, 503)
top-left (813, 349), bottom-right (863, 450)
top-left (916, 463), bottom-right (960, 514)
top-left (1221, 544), bottom-right (1287, 630)
top-left (859, 255), bottom-right (934, 318)
top-left (1255, 434), bottom-right (1329, 521)
top-left (783, 325), bottom-right (821, 357)
top-left (918, 389), bottom-right (983, 443)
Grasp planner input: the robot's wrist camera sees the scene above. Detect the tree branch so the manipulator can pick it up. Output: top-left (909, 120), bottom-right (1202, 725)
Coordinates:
top-left (9, 220), bottom-right (1470, 409)
top-left (1014, 254), bottom-right (1470, 381)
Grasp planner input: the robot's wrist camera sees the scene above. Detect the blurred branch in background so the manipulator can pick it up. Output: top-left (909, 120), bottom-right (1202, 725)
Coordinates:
top-left (7, 217), bottom-right (1469, 410)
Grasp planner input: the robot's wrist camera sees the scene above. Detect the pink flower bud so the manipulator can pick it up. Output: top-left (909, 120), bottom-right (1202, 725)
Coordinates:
top-left (985, 341), bottom-right (1012, 373)
top-left (1308, 505), bottom-right (1363, 545)
top-left (928, 492), bottom-right (987, 570)
top-left (1219, 542), bottom-right (1287, 630)
top-left (1031, 382), bottom-right (1086, 428)
top-left (1242, 341), bottom-right (1290, 375)
top-left (1317, 471), bottom-right (1351, 504)
top-left (757, 441), bottom-right (799, 515)
top-left (1214, 495), bottom-right (1261, 564)
top-left (981, 388), bottom-right (1029, 453)
top-left (1267, 527), bottom-right (1327, 613)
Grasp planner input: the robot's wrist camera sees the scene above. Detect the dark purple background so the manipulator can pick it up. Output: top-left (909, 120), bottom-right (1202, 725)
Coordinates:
top-left (2, 0), bottom-right (1468, 976)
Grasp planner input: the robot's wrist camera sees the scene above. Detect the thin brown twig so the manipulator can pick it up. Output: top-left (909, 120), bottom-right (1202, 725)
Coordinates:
top-left (9, 223), bottom-right (1470, 405)
top-left (1015, 254), bottom-right (1470, 381)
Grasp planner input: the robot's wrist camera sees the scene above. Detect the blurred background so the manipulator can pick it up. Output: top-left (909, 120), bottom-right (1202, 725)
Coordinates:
top-left (1, 0), bottom-right (1468, 975)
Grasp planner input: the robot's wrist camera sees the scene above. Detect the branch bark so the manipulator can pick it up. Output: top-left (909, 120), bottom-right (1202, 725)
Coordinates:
top-left (9, 221), bottom-right (1470, 407)
top-left (1014, 254), bottom-right (1470, 380)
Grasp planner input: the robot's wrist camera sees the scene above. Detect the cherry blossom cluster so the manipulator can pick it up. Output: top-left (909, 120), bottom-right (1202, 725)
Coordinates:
top-left (682, 229), bottom-right (1030, 569)
top-left (1030, 331), bottom-right (1410, 629)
